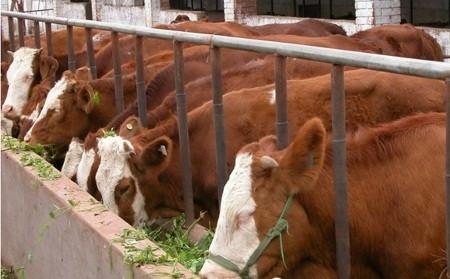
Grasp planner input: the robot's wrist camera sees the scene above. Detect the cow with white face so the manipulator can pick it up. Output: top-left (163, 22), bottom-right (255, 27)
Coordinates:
top-left (95, 136), bottom-right (149, 227)
top-left (201, 114), bottom-right (449, 278)
top-left (199, 119), bottom-right (326, 279)
top-left (3, 48), bottom-right (42, 119)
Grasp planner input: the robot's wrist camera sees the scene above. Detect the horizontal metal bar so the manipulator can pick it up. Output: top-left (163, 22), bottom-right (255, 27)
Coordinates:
top-left (2, 11), bottom-right (450, 79)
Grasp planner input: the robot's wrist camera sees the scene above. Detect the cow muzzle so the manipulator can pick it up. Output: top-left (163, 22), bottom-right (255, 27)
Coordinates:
top-left (2, 104), bottom-right (19, 120)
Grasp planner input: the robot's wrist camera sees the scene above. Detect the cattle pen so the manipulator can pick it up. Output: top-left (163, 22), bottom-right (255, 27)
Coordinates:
top-left (2, 10), bottom-right (450, 279)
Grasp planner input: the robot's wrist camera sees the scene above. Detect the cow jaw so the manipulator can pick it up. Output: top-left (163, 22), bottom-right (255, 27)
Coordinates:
top-left (61, 138), bottom-right (84, 180)
top-left (96, 136), bottom-right (149, 227)
top-left (24, 76), bottom-right (68, 142)
top-left (3, 47), bottom-right (40, 118)
top-left (200, 153), bottom-right (259, 279)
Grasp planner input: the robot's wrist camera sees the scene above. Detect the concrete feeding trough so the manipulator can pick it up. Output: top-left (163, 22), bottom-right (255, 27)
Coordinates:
top-left (1, 150), bottom-right (198, 279)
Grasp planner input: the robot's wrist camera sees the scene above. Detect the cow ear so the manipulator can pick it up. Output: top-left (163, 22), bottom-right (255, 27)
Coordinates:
top-left (76, 86), bottom-right (95, 114)
top-left (278, 118), bottom-right (326, 194)
top-left (75, 66), bottom-right (93, 81)
top-left (39, 56), bottom-right (59, 80)
top-left (139, 136), bottom-right (172, 172)
top-left (119, 116), bottom-right (143, 139)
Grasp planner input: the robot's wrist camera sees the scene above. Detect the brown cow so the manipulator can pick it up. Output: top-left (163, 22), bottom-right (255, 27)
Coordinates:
top-left (94, 69), bottom-right (445, 226)
top-left (200, 113), bottom-right (446, 278)
top-left (24, 70), bottom-right (137, 145)
top-left (351, 24), bottom-right (444, 61)
top-left (95, 21), bottom-right (258, 77)
top-left (251, 19), bottom-right (346, 37)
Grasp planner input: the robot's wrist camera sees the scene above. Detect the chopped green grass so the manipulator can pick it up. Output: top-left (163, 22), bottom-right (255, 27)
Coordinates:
top-left (102, 128), bottom-right (116, 138)
top-left (114, 215), bottom-right (213, 276)
top-left (1, 136), bottom-right (61, 180)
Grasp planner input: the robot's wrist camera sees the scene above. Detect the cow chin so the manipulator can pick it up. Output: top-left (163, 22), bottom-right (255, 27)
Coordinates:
top-left (200, 260), bottom-right (243, 279)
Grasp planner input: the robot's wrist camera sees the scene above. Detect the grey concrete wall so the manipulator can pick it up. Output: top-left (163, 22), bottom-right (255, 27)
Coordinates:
top-left (1, 151), bottom-right (197, 279)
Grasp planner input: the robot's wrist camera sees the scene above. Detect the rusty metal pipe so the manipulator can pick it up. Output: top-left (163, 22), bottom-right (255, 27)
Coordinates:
top-left (45, 22), bottom-right (52, 56)
top-left (174, 41), bottom-right (195, 226)
top-left (331, 65), bottom-right (350, 279)
top-left (275, 55), bottom-right (288, 149)
top-left (66, 25), bottom-right (76, 72)
top-left (7, 17), bottom-right (15, 51)
top-left (33, 21), bottom-right (40, 49)
top-left (135, 35), bottom-right (147, 127)
top-left (85, 27), bottom-right (97, 79)
top-left (210, 47), bottom-right (228, 203)
top-left (111, 31), bottom-right (124, 113)
top-left (17, 18), bottom-right (24, 47)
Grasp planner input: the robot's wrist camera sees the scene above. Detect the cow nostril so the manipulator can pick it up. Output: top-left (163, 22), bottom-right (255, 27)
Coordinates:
top-left (2, 105), bottom-right (13, 113)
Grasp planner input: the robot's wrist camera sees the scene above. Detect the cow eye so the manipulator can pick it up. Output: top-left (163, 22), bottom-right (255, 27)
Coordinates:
top-left (237, 211), bottom-right (253, 227)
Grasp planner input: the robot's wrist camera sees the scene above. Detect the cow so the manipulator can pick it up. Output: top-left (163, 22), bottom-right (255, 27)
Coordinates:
top-left (93, 69), bottom-right (446, 226)
top-left (351, 24), bottom-right (444, 61)
top-left (72, 32), bottom-right (381, 198)
top-left (23, 70), bottom-right (137, 145)
top-left (200, 112), bottom-right (446, 278)
top-left (251, 19), bottom-right (346, 37)
top-left (170, 15), bottom-right (191, 24)
top-left (2, 48), bottom-right (59, 121)
top-left (94, 21), bottom-right (258, 77)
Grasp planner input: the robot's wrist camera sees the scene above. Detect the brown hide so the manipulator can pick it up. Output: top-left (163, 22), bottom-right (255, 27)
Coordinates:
top-left (252, 19), bottom-right (347, 37)
top-left (240, 113), bottom-right (445, 278)
top-left (127, 70), bottom-right (445, 224)
top-left (351, 24), bottom-right (444, 61)
top-left (155, 21), bottom-right (259, 37)
top-left (132, 34), bottom-right (382, 130)
top-left (95, 21), bottom-right (257, 78)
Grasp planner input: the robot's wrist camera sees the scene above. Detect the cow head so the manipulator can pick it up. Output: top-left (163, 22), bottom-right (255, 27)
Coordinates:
top-left (3, 47), bottom-right (58, 120)
top-left (200, 118), bottom-right (326, 279)
top-left (24, 70), bottom-right (96, 145)
top-left (95, 136), bottom-right (149, 227)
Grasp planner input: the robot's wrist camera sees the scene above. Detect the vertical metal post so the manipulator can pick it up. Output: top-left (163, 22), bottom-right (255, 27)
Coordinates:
top-left (174, 41), bottom-right (195, 226)
top-left (135, 35), bottom-right (147, 126)
top-left (17, 18), bottom-right (24, 47)
top-left (210, 47), bottom-right (228, 203)
top-left (302, 0), bottom-right (306, 16)
top-left (66, 25), bottom-right (76, 72)
top-left (331, 65), bottom-right (350, 279)
top-left (329, 0), bottom-right (333, 19)
top-left (410, 0), bottom-right (413, 23)
top-left (111, 31), bottom-right (124, 113)
top-left (85, 27), bottom-right (97, 79)
top-left (45, 22), bottom-right (53, 57)
top-left (7, 17), bottom-right (15, 51)
top-left (275, 55), bottom-right (288, 150)
top-left (270, 0), bottom-right (274, 14)
top-left (1, 29), bottom-right (6, 62)
top-left (445, 77), bottom-right (450, 279)
top-left (33, 21), bottom-right (41, 49)
top-left (293, 0), bottom-right (297, 16)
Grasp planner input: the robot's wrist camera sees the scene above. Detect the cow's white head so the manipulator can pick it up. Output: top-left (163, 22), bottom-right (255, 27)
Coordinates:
top-left (96, 136), bottom-right (149, 227)
top-left (200, 118), bottom-right (327, 279)
top-left (3, 47), bottom-right (42, 119)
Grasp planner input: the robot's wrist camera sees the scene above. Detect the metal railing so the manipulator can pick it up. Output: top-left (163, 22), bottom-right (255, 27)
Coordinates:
top-left (2, 10), bottom-right (450, 279)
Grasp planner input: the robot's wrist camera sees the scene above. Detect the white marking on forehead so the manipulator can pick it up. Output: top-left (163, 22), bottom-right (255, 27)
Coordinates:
top-left (61, 138), bottom-right (84, 180)
top-left (96, 136), bottom-right (148, 226)
top-left (200, 153), bottom-right (259, 278)
top-left (3, 47), bottom-right (40, 114)
top-left (25, 76), bottom-right (69, 139)
top-left (269, 89), bottom-right (276, 105)
top-left (76, 148), bottom-right (96, 191)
